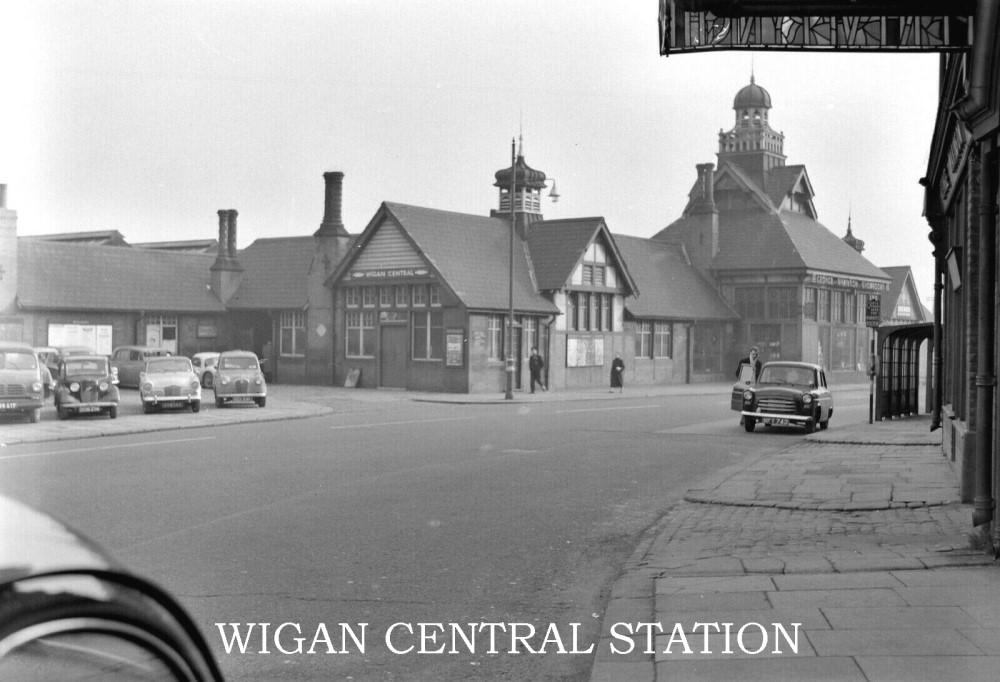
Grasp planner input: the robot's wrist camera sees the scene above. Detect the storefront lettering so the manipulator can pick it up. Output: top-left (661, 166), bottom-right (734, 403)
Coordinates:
top-left (351, 268), bottom-right (429, 279)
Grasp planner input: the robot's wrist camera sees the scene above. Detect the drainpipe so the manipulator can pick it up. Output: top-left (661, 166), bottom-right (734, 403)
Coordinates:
top-left (929, 221), bottom-right (944, 431)
top-left (972, 141), bottom-right (996, 529)
top-left (686, 323), bottom-right (693, 384)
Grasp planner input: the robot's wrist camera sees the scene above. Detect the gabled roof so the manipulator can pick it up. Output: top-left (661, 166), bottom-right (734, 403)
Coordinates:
top-left (227, 236), bottom-right (347, 310)
top-left (332, 202), bottom-right (557, 314)
top-left (614, 236), bottom-right (736, 321)
top-left (28, 230), bottom-right (129, 247)
top-left (714, 162), bottom-right (777, 214)
top-left (712, 209), bottom-right (889, 281)
top-left (17, 239), bottom-right (224, 312)
top-left (763, 165), bottom-right (815, 216)
top-left (526, 218), bottom-right (637, 296)
top-left (879, 265), bottom-right (928, 322)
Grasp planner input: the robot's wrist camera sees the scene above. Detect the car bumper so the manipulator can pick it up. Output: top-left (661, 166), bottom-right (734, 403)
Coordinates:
top-left (741, 410), bottom-right (812, 423)
top-left (215, 392), bottom-right (266, 400)
top-left (0, 398), bottom-right (43, 413)
top-left (142, 395), bottom-right (200, 405)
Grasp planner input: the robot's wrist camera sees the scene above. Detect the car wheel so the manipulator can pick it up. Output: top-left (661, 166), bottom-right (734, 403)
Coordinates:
top-left (191, 400), bottom-right (201, 413)
top-left (203, 373), bottom-right (214, 389)
top-left (56, 405), bottom-right (68, 420)
top-left (142, 402), bottom-right (153, 414)
top-left (109, 405), bottom-right (118, 419)
top-left (819, 418), bottom-right (829, 430)
top-left (29, 407), bottom-right (41, 423)
top-left (215, 397), bottom-right (224, 408)
top-left (743, 417), bottom-right (756, 432)
top-left (804, 418), bottom-right (816, 434)
top-left (256, 397), bottom-right (266, 408)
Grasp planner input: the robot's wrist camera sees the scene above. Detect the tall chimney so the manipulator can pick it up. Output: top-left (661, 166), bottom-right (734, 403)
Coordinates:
top-left (316, 171), bottom-right (348, 237)
top-left (227, 209), bottom-right (238, 258)
top-left (216, 210), bottom-right (228, 260)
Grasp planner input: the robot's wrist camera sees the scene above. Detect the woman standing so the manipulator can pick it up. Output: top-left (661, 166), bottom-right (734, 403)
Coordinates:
top-left (610, 353), bottom-right (625, 393)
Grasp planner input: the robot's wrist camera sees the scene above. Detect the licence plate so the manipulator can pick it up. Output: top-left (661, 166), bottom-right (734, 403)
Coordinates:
top-left (77, 406), bottom-right (100, 413)
top-left (768, 418), bottom-right (790, 426)
top-left (0, 402), bottom-right (16, 410)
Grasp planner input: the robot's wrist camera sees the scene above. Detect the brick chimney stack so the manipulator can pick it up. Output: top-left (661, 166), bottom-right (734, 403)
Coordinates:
top-left (315, 171), bottom-right (349, 238)
top-left (210, 209), bottom-right (243, 303)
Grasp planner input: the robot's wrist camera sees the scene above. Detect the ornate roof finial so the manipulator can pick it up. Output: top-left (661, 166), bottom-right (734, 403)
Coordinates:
top-left (750, 56), bottom-right (755, 84)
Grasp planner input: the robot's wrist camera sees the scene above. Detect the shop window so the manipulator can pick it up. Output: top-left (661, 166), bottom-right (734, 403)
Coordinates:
top-left (767, 287), bottom-right (797, 319)
top-left (345, 311), bottom-right (375, 358)
top-left (803, 288), bottom-right (817, 320)
top-left (817, 290), bottom-right (831, 322)
top-left (412, 310), bottom-right (443, 360)
top-left (280, 311), bottom-right (306, 357)
top-left (832, 291), bottom-right (844, 322)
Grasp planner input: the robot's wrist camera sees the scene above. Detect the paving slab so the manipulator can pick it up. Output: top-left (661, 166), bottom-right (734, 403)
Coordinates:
top-left (855, 656), bottom-right (1000, 682)
top-left (807, 628), bottom-right (984, 656)
top-left (654, 657), bottom-right (866, 682)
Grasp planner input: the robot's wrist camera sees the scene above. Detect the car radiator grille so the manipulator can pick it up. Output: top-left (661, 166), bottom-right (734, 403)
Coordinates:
top-left (165, 385), bottom-right (181, 397)
top-left (80, 382), bottom-right (100, 403)
top-left (235, 379), bottom-right (249, 394)
top-left (758, 396), bottom-right (797, 414)
top-left (0, 384), bottom-right (27, 397)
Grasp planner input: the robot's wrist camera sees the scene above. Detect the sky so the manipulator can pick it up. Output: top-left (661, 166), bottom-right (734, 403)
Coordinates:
top-left (1, 1), bottom-right (940, 305)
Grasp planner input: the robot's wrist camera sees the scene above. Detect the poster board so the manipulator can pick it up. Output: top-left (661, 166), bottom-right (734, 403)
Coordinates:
top-left (445, 329), bottom-right (464, 367)
top-left (566, 336), bottom-right (605, 367)
top-left (344, 368), bottom-right (361, 388)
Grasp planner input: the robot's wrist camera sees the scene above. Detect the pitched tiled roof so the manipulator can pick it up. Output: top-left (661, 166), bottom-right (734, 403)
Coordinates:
top-left (17, 239), bottom-right (224, 312)
top-left (227, 236), bottom-right (346, 310)
top-left (526, 218), bottom-right (604, 291)
top-left (380, 203), bottom-right (557, 313)
top-left (615, 235), bottom-right (736, 320)
top-left (712, 209), bottom-right (889, 281)
top-left (763, 165), bottom-right (810, 209)
top-left (879, 265), bottom-right (927, 322)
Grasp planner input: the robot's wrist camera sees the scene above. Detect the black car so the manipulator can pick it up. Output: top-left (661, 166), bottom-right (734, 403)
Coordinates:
top-left (0, 494), bottom-right (224, 681)
top-left (735, 361), bottom-right (834, 433)
top-left (54, 354), bottom-right (121, 419)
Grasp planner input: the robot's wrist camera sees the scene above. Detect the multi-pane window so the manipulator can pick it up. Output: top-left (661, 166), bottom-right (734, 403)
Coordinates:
top-left (362, 287), bottom-right (377, 308)
top-left (429, 285), bottom-right (441, 306)
top-left (568, 292), bottom-right (615, 331)
top-left (280, 311), bottom-right (306, 356)
top-left (817, 290), bottom-right (830, 321)
top-left (654, 323), bottom-right (673, 358)
top-left (803, 288), bottom-right (817, 320)
top-left (845, 292), bottom-right (857, 323)
top-left (395, 285), bottom-right (408, 307)
top-left (831, 291), bottom-right (844, 322)
top-left (345, 311), bottom-right (375, 357)
top-left (566, 293), bottom-right (577, 331)
top-left (767, 287), bottom-right (797, 319)
top-left (412, 284), bottom-right (428, 307)
top-left (521, 316), bottom-right (537, 351)
top-left (379, 286), bottom-right (393, 307)
top-left (636, 321), bottom-right (652, 357)
top-left (345, 287), bottom-right (360, 308)
top-left (487, 315), bottom-right (503, 360)
top-left (579, 293), bottom-right (590, 330)
top-left (601, 294), bottom-right (612, 330)
top-left (412, 310), bottom-right (443, 360)
top-left (734, 288), bottom-right (765, 318)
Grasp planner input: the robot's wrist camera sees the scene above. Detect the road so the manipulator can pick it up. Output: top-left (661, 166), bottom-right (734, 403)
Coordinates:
top-left (0, 387), bottom-right (871, 680)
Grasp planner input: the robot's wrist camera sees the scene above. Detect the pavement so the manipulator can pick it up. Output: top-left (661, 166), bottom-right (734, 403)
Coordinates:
top-left (2, 381), bottom-right (997, 681)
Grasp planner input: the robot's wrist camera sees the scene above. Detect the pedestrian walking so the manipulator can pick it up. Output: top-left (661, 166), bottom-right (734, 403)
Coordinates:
top-left (735, 345), bottom-right (762, 382)
top-left (528, 347), bottom-right (546, 393)
top-left (610, 353), bottom-right (625, 393)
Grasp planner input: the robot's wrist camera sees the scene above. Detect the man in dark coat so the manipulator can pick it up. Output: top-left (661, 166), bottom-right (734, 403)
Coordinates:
top-left (736, 345), bottom-right (762, 382)
top-left (528, 347), bottom-right (546, 393)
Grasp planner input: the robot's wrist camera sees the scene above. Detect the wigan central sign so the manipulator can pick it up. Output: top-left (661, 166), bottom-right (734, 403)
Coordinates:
top-left (659, 1), bottom-right (974, 55)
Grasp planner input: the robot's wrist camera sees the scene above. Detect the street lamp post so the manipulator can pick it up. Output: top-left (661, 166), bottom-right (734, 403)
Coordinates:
top-left (505, 137), bottom-right (515, 400)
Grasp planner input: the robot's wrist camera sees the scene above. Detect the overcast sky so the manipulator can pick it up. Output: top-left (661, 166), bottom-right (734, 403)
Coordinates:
top-left (2, 1), bottom-right (939, 304)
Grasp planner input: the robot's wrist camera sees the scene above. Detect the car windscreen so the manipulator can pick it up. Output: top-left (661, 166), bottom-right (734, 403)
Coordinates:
top-left (64, 359), bottom-right (109, 376)
top-left (219, 356), bottom-right (259, 370)
top-left (145, 359), bottom-right (192, 373)
top-left (758, 366), bottom-right (816, 387)
top-left (0, 351), bottom-right (38, 371)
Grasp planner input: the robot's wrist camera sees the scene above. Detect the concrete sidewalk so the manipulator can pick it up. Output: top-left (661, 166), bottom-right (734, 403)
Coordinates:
top-left (590, 415), bottom-right (999, 682)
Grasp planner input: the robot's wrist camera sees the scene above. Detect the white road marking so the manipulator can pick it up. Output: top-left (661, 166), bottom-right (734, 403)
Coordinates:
top-left (0, 436), bottom-right (215, 461)
top-left (330, 416), bottom-right (477, 430)
top-left (557, 404), bottom-right (662, 414)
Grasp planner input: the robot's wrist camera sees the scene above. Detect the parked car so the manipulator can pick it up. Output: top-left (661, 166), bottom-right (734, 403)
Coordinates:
top-left (54, 354), bottom-right (120, 420)
top-left (0, 342), bottom-right (45, 423)
top-left (214, 350), bottom-right (266, 408)
top-left (0, 493), bottom-right (224, 681)
top-left (736, 361), bottom-right (833, 433)
top-left (111, 345), bottom-right (171, 388)
top-left (36, 345), bottom-right (94, 378)
top-left (139, 356), bottom-right (202, 413)
top-left (191, 351), bottom-right (220, 388)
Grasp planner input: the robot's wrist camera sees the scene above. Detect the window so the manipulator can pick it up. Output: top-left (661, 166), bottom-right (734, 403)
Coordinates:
top-left (589, 294), bottom-right (599, 331)
top-left (566, 293), bottom-right (577, 331)
top-left (817, 290), bottom-right (830, 321)
top-left (831, 291), bottom-right (844, 322)
top-left (412, 310), bottom-right (443, 360)
top-left (636, 321), bottom-right (652, 357)
top-left (734, 288), bottom-right (765, 318)
top-left (579, 293), bottom-right (590, 331)
top-left (767, 288), bottom-right (797, 319)
top-left (654, 323), bottom-right (673, 358)
top-left (803, 288), bottom-right (817, 320)
top-left (521, 316), bottom-right (538, 351)
top-left (412, 284), bottom-right (428, 307)
top-left (345, 287), bottom-right (360, 308)
top-left (487, 315), bottom-right (503, 361)
top-left (429, 285), bottom-right (441, 306)
top-left (280, 311), bottom-right (306, 357)
top-left (395, 285), bottom-right (409, 307)
top-left (345, 311), bottom-right (375, 358)
top-left (379, 286), bottom-right (392, 307)
top-left (362, 287), bottom-right (377, 308)
top-left (602, 294), bottom-right (612, 331)
top-left (845, 292), bottom-right (857, 323)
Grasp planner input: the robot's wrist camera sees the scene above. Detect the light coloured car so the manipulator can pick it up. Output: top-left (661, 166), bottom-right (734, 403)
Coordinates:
top-left (139, 356), bottom-right (202, 413)
top-left (213, 350), bottom-right (266, 408)
top-left (111, 345), bottom-right (171, 388)
top-left (191, 351), bottom-right (220, 388)
top-left (0, 343), bottom-right (45, 423)
top-left (54, 355), bottom-right (120, 420)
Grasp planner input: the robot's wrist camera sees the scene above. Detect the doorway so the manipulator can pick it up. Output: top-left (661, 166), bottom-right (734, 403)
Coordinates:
top-left (380, 324), bottom-right (408, 388)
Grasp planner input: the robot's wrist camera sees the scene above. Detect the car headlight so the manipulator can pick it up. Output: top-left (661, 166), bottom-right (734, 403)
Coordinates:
top-left (190, 380), bottom-right (200, 390)
top-left (141, 382), bottom-right (153, 392)
top-left (802, 394), bottom-right (814, 405)
top-left (98, 381), bottom-right (109, 391)
top-left (743, 390), bottom-right (754, 401)
top-left (70, 382), bottom-right (80, 392)
top-left (254, 374), bottom-right (263, 385)
top-left (220, 376), bottom-right (229, 384)
top-left (31, 381), bottom-right (43, 392)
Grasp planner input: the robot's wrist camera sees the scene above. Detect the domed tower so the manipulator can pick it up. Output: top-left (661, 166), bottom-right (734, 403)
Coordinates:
top-left (493, 137), bottom-right (548, 237)
top-left (717, 75), bottom-right (786, 182)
